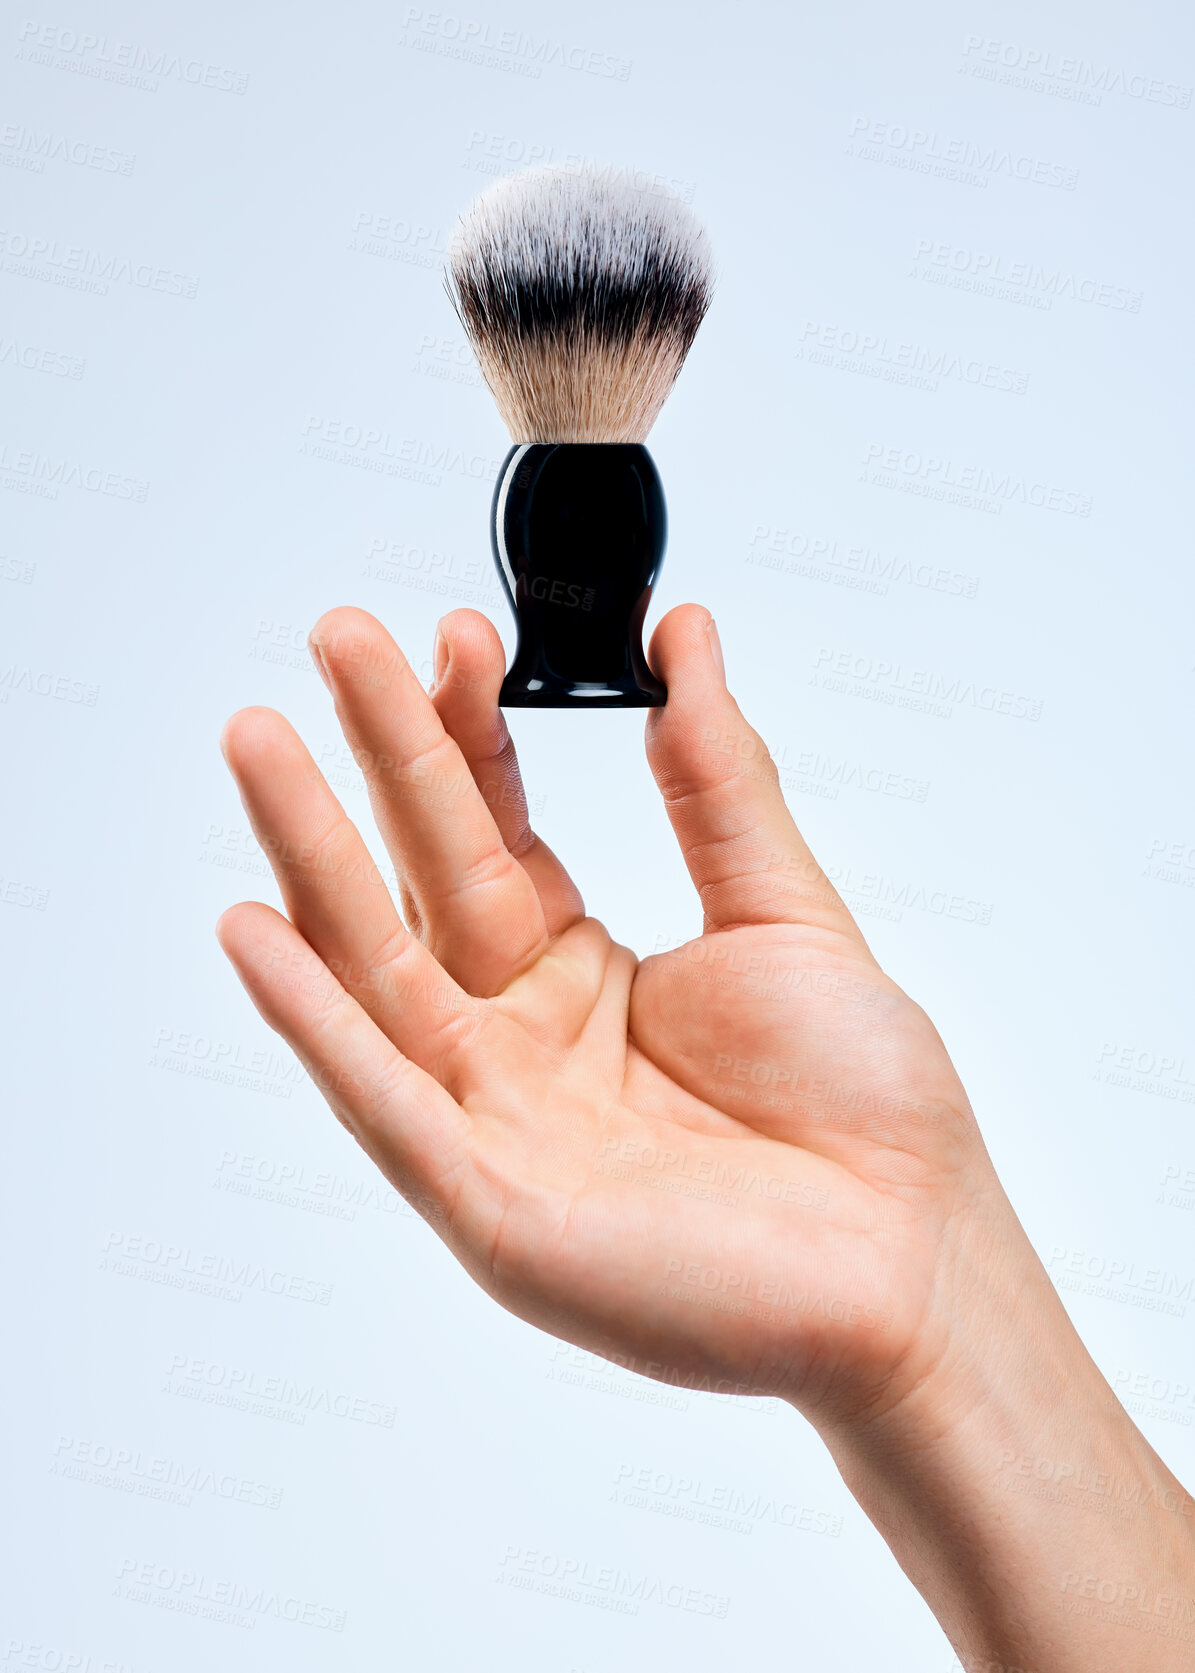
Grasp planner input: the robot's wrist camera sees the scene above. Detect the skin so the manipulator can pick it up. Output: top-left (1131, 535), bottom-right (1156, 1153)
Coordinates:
top-left (219, 602), bottom-right (1195, 1669)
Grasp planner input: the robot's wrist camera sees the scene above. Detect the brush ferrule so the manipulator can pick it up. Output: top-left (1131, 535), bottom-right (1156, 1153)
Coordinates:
top-left (491, 443), bottom-right (667, 708)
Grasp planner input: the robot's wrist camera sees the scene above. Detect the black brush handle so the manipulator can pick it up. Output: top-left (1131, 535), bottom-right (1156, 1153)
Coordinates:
top-left (491, 443), bottom-right (667, 708)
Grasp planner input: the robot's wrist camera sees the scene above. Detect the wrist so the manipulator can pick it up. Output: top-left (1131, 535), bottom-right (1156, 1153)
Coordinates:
top-left (808, 1172), bottom-right (1195, 1668)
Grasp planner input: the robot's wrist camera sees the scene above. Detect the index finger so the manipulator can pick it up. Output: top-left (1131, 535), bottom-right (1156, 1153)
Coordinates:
top-left (308, 606), bottom-right (550, 996)
top-left (429, 609), bottom-right (585, 938)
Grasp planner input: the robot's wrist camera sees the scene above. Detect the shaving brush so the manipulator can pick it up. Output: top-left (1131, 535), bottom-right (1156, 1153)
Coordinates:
top-left (446, 165), bottom-right (714, 707)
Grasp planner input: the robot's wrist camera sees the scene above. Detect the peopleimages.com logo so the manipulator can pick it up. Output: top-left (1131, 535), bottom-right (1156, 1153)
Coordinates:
top-left (398, 7), bottom-right (631, 80)
top-left (959, 34), bottom-right (1191, 109)
top-left (15, 20), bottom-right (250, 93)
top-left (861, 442), bottom-right (1092, 517)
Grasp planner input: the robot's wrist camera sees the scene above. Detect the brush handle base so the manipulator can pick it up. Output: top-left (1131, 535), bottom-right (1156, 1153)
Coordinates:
top-left (491, 443), bottom-right (667, 710)
top-left (497, 672), bottom-right (666, 709)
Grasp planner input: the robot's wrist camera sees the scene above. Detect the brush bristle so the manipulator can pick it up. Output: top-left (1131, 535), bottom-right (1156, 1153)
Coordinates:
top-left (446, 164), bottom-right (713, 444)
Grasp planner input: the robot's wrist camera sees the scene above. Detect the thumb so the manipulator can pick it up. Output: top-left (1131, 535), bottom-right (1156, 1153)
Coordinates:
top-left (645, 604), bottom-right (863, 940)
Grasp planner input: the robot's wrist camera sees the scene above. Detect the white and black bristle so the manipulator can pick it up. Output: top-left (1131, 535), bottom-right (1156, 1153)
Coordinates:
top-left (446, 165), bottom-right (714, 445)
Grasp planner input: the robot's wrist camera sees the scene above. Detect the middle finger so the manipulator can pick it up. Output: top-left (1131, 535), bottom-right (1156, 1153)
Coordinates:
top-left (308, 606), bottom-right (548, 996)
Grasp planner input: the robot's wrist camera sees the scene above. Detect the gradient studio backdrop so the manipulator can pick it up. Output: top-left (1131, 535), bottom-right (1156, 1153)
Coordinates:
top-left (3, 2), bottom-right (1193, 1668)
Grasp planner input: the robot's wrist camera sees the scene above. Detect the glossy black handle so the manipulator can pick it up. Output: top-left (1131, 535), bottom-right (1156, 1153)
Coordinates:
top-left (491, 443), bottom-right (667, 708)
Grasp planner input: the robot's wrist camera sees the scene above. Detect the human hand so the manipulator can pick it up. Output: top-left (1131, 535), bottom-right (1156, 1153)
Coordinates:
top-left (217, 603), bottom-right (1001, 1428)
top-left (218, 601), bottom-right (1195, 1669)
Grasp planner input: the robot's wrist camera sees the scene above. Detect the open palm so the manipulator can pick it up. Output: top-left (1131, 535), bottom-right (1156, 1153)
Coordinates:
top-left (219, 604), bottom-right (986, 1426)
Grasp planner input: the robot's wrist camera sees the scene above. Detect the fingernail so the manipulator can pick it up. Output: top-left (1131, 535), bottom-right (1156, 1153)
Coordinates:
top-left (308, 636), bottom-right (330, 685)
top-left (433, 624), bottom-right (450, 689)
top-left (706, 615), bottom-right (725, 680)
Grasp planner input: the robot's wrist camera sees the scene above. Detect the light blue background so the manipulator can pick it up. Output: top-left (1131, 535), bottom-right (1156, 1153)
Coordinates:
top-left (3, 1), bottom-right (1193, 1667)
